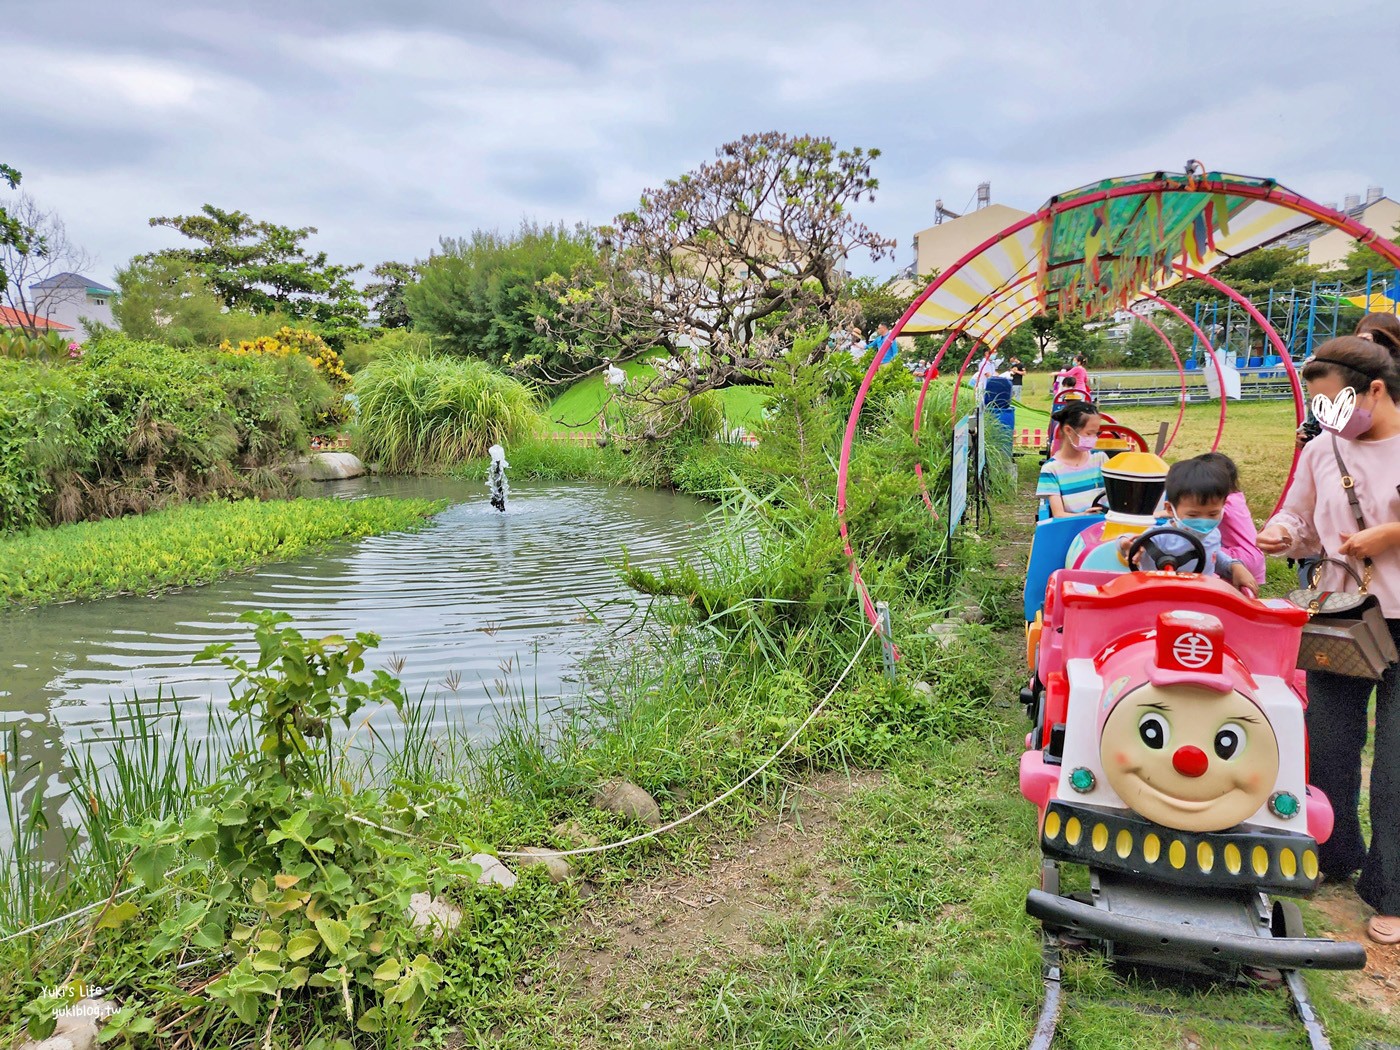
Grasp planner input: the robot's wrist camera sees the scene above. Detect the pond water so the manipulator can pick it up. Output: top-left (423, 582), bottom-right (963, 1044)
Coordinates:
top-left (0, 478), bottom-right (707, 834)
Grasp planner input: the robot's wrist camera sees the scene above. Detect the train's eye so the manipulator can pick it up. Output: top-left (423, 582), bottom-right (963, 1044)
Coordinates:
top-left (1214, 723), bottom-right (1245, 760)
top-left (1137, 713), bottom-right (1169, 750)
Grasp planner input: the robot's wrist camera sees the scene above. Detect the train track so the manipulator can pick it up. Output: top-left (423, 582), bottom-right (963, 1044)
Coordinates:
top-left (1025, 861), bottom-right (1366, 1050)
top-left (1028, 930), bottom-right (1338, 1050)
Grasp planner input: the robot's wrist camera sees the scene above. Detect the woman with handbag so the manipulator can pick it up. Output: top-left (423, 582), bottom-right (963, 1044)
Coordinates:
top-left (1257, 335), bottom-right (1400, 944)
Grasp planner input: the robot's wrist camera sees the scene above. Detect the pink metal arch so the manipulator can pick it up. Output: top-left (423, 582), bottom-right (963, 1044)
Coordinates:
top-left (1123, 309), bottom-right (1188, 452)
top-left (838, 177), bottom-right (1400, 624)
top-left (1142, 292), bottom-right (1228, 453)
top-left (1181, 267), bottom-right (1305, 516)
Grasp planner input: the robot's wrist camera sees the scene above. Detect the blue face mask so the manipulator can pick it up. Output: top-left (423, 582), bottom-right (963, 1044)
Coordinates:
top-left (1176, 516), bottom-right (1220, 536)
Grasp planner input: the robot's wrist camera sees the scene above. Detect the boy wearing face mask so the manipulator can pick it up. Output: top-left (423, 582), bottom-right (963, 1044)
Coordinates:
top-left (1120, 456), bottom-right (1259, 591)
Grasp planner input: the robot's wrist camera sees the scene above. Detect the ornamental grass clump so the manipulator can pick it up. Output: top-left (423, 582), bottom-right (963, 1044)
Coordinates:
top-left (354, 353), bottom-right (541, 473)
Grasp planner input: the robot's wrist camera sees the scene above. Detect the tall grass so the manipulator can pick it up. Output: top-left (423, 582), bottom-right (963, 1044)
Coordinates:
top-left (354, 353), bottom-right (542, 473)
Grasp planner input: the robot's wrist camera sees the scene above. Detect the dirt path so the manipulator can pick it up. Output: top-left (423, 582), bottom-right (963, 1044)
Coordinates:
top-left (1311, 883), bottom-right (1400, 1024)
top-left (555, 770), bottom-right (880, 997)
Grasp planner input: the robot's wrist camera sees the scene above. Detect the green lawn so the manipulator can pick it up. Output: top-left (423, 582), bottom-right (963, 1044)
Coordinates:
top-left (546, 362), bottom-right (771, 433)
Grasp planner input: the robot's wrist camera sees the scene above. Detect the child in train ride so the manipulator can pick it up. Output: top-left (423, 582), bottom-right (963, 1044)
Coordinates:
top-left (1036, 401), bottom-right (1107, 519)
top-left (1119, 455), bottom-right (1259, 591)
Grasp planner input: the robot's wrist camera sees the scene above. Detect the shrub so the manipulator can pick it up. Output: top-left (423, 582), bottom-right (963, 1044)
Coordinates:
top-left (354, 353), bottom-right (541, 473)
top-left (0, 336), bottom-right (329, 532)
top-left (220, 326), bottom-right (351, 432)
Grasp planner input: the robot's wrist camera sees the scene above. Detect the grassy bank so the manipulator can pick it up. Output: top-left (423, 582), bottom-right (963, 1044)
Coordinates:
top-left (0, 496), bottom-right (446, 609)
top-left (546, 361), bottom-right (771, 434)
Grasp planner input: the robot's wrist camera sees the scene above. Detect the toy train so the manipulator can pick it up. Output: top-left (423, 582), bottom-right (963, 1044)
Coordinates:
top-left (1019, 453), bottom-right (1366, 976)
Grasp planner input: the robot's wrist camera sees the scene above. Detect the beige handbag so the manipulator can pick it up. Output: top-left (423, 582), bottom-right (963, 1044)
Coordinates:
top-left (1287, 438), bottom-right (1398, 680)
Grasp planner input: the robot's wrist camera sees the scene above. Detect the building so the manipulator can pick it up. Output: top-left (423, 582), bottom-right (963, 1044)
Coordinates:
top-left (911, 202), bottom-right (1033, 283)
top-left (27, 272), bottom-right (117, 341)
top-left (0, 305), bottom-right (75, 336)
top-left (1278, 187), bottom-right (1400, 269)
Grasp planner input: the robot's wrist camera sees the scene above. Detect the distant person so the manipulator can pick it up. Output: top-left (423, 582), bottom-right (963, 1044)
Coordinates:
top-left (1006, 357), bottom-right (1026, 398)
top-left (847, 328), bottom-right (865, 363)
top-left (868, 323), bottom-right (898, 365)
top-left (1355, 312), bottom-right (1400, 362)
top-left (1055, 354), bottom-right (1092, 398)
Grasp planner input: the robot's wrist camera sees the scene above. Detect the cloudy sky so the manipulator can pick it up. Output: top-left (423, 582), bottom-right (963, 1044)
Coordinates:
top-left (6, 0), bottom-right (1396, 286)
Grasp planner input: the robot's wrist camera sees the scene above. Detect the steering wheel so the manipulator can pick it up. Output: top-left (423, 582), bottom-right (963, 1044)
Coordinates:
top-left (1088, 492), bottom-right (1110, 513)
top-left (1127, 526), bottom-right (1209, 575)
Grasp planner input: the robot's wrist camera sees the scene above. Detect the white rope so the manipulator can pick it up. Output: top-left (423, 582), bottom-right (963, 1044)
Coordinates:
top-left (0, 885), bottom-right (140, 945)
top-left (350, 622), bottom-right (880, 860)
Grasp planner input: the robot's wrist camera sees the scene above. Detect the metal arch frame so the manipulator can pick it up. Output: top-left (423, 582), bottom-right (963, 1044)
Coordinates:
top-left (837, 176), bottom-right (1400, 625)
top-left (1142, 292), bottom-right (1229, 453)
top-left (1122, 307), bottom-right (1188, 453)
top-left (1182, 266), bottom-right (1306, 516)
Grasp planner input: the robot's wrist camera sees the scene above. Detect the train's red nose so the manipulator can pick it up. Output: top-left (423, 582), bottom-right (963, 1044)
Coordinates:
top-left (1172, 745), bottom-right (1209, 778)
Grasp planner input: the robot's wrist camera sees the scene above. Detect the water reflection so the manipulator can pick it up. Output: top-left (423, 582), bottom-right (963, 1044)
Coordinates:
top-left (0, 478), bottom-right (705, 836)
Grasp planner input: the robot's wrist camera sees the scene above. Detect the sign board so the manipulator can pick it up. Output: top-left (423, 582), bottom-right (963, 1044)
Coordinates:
top-left (949, 415), bottom-right (970, 535)
top-left (976, 401), bottom-right (988, 477)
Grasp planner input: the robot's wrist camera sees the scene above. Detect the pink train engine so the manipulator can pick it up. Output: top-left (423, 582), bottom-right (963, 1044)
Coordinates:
top-left (1020, 569), bottom-right (1364, 974)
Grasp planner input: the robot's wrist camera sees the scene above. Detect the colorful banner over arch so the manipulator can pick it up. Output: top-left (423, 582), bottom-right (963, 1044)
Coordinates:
top-left (899, 171), bottom-right (1336, 345)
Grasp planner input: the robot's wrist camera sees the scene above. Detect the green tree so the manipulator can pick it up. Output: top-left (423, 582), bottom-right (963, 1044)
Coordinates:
top-left (113, 256), bottom-right (287, 347)
top-left (1158, 247), bottom-right (1326, 313)
top-left (140, 205), bottom-right (366, 344)
top-left (0, 163), bottom-right (22, 297)
top-left (542, 132), bottom-right (895, 435)
top-left (406, 220), bottom-right (598, 378)
top-left (1119, 318), bottom-right (1184, 369)
top-left (364, 260), bottom-right (415, 329)
top-left (841, 274), bottom-right (929, 330)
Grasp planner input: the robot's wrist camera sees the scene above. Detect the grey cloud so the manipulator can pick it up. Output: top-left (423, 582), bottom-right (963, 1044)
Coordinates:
top-left (3, 0), bottom-right (1395, 287)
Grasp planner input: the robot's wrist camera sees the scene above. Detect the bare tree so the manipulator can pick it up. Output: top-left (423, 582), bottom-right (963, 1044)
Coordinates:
top-left (0, 194), bottom-right (94, 335)
top-left (537, 133), bottom-right (895, 436)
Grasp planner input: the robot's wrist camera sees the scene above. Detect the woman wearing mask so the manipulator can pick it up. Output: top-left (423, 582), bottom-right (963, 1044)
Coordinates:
top-left (1257, 336), bottom-right (1400, 944)
top-left (1036, 401), bottom-right (1107, 519)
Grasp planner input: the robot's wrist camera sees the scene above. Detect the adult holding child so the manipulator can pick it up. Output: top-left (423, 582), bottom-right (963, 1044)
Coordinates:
top-left (1256, 335), bottom-right (1400, 945)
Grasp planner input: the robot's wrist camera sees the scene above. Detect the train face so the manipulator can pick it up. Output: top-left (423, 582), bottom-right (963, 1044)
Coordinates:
top-left (1019, 569), bottom-right (1367, 976)
top-left (1021, 573), bottom-right (1329, 897)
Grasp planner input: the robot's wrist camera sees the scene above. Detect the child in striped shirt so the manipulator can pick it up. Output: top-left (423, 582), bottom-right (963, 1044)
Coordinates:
top-left (1037, 401), bottom-right (1108, 519)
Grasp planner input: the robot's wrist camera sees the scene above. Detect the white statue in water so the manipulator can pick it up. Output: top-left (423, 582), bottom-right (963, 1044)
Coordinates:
top-left (488, 444), bottom-right (509, 512)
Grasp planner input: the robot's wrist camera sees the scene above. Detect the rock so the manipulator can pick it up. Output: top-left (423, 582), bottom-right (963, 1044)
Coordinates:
top-left (16, 999), bottom-right (116, 1050)
top-left (514, 847), bottom-right (573, 883)
top-left (406, 892), bottom-right (462, 938)
top-left (912, 680), bottom-right (934, 696)
top-left (926, 622), bottom-right (961, 646)
top-left (305, 452), bottom-right (366, 481)
top-left (592, 779), bottom-right (662, 827)
top-left (551, 819), bottom-right (601, 848)
top-left (472, 852), bottom-right (518, 889)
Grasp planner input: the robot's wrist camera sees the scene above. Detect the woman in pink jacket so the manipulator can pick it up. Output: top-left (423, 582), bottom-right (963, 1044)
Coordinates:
top-left (1257, 336), bottom-right (1400, 944)
top-left (1054, 354), bottom-right (1092, 399)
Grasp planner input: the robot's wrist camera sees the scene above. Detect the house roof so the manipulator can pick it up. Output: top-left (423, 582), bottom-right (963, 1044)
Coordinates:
top-left (29, 271), bottom-right (116, 294)
top-left (0, 306), bottom-right (75, 332)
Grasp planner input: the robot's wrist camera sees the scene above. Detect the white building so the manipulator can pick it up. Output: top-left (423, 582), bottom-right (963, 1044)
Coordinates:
top-left (28, 272), bottom-right (117, 342)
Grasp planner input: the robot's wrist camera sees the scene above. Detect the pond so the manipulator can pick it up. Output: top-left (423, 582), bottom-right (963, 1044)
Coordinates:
top-left (0, 478), bottom-right (708, 835)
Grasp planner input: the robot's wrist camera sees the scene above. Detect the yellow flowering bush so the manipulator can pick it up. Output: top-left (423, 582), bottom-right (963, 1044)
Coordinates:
top-left (220, 327), bottom-right (352, 387)
top-left (220, 327), bottom-right (351, 430)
